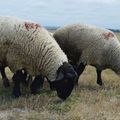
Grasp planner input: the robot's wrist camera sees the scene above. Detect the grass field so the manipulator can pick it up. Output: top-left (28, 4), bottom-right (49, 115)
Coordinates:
top-left (0, 33), bottom-right (120, 120)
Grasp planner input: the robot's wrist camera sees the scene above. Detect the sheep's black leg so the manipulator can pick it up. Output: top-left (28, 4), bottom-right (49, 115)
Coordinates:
top-left (30, 75), bottom-right (44, 94)
top-left (0, 66), bottom-right (10, 88)
top-left (75, 63), bottom-right (85, 85)
top-left (47, 80), bottom-right (56, 90)
top-left (20, 69), bottom-right (32, 87)
top-left (12, 70), bottom-right (22, 97)
top-left (23, 75), bottom-right (32, 87)
top-left (12, 79), bottom-right (21, 97)
top-left (20, 69), bottom-right (28, 86)
top-left (96, 69), bottom-right (103, 86)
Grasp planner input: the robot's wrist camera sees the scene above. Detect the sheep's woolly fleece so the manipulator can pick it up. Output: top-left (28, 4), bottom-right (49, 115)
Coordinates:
top-left (54, 24), bottom-right (120, 73)
top-left (0, 16), bottom-right (68, 81)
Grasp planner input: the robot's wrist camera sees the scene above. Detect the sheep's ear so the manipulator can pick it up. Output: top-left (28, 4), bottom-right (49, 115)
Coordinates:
top-left (56, 71), bottom-right (64, 81)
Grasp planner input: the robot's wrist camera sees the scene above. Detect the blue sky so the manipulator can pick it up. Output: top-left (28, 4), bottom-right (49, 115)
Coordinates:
top-left (0, 0), bottom-right (120, 29)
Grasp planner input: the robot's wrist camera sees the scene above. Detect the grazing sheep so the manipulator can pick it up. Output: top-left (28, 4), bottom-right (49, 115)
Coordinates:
top-left (0, 16), bottom-right (77, 100)
top-left (53, 23), bottom-right (120, 86)
top-left (0, 31), bottom-right (53, 89)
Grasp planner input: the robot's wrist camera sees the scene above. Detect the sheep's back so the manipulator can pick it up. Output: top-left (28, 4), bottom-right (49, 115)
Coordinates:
top-left (54, 24), bottom-right (119, 66)
top-left (0, 16), bottom-right (68, 79)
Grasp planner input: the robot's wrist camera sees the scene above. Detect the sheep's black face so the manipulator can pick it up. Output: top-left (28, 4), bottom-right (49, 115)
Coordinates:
top-left (52, 62), bottom-right (77, 100)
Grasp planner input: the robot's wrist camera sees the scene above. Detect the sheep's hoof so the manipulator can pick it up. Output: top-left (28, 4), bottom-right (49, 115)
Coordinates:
top-left (3, 79), bottom-right (10, 88)
top-left (97, 81), bottom-right (104, 86)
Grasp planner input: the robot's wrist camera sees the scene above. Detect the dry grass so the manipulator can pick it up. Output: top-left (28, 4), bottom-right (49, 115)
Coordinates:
top-left (0, 33), bottom-right (120, 120)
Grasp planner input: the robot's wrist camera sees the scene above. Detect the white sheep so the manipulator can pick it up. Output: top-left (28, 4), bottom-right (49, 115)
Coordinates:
top-left (0, 16), bottom-right (77, 100)
top-left (0, 32), bottom-right (53, 89)
top-left (53, 23), bottom-right (120, 86)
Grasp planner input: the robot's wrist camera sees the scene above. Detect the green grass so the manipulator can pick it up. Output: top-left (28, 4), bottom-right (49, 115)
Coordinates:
top-left (0, 32), bottom-right (120, 120)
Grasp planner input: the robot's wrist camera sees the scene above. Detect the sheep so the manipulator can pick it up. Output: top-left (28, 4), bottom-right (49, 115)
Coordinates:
top-left (53, 23), bottom-right (120, 86)
top-left (0, 32), bottom-right (53, 89)
top-left (0, 16), bottom-right (77, 100)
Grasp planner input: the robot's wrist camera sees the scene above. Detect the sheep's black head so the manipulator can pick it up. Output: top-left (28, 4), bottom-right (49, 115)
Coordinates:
top-left (51, 62), bottom-right (77, 100)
